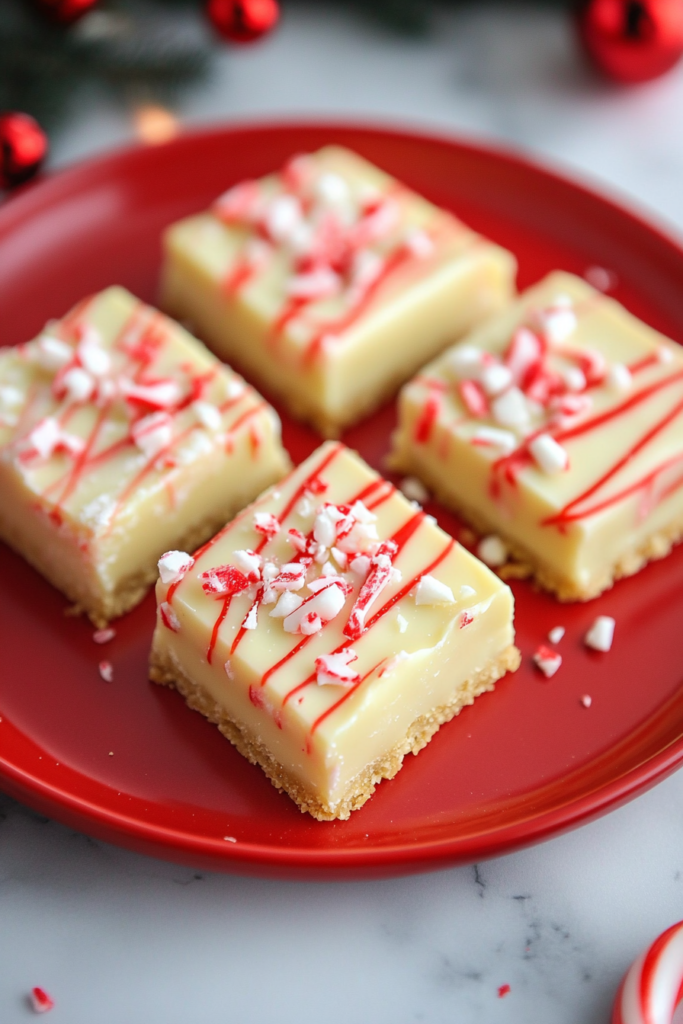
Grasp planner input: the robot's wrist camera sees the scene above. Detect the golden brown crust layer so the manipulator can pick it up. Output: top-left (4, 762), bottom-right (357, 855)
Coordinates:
top-left (390, 449), bottom-right (683, 602)
top-left (149, 643), bottom-right (521, 821)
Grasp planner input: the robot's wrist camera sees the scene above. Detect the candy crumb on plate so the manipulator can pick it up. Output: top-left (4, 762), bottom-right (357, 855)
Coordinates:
top-left (581, 695), bottom-right (592, 708)
top-left (585, 616), bottom-right (615, 652)
top-left (548, 626), bottom-right (565, 644)
top-left (98, 661), bottom-right (114, 682)
top-left (93, 627), bottom-right (116, 644)
top-left (533, 645), bottom-right (562, 678)
top-left (30, 988), bottom-right (54, 1014)
top-left (497, 984), bottom-right (511, 998)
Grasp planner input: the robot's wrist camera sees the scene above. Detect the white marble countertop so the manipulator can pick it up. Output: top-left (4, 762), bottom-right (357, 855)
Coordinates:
top-left (3, 5), bottom-right (683, 1022)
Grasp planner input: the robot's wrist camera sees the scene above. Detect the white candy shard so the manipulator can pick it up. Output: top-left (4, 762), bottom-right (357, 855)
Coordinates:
top-left (313, 172), bottom-right (350, 207)
top-left (480, 363), bottom-right (513, 396)
top-left (460, 584), bottom-right (476, 598)
top-left (446, 344), bottom-right (484, 380)
top-left (491, 387), bottom-right (530, 429)
top-left (561, 366), bottom-right (586, 392)
top-left (533, 645), bottom-right (562, 678)
top-left (397, 613), bottom-right (408, 633)
top-left (159, 601), bottom-right (181, 632)
top-left (300, 612), bottom-right (322, 635)
top-left (399, 476), bottom-right (429, 504)
top-left (287, 267), bottom-right (341, 300)
top-left (192, 400), bottom-right (222, 431)
top-left (581, 694), bottom-right (592, 708)
top-left (349, 554), bottom-right (371, 579)
top-left (269, 591), bottom-right (304, 618)
top-left (315, 649), bottom-right (360, 687)
top-left (477, 535), bottom-right (508, 568)
top-left (414, 574), bottom-right (455, 605)
top-left (132, 411), bottom-right (173, 459)
top-left (253, 511), bottom-right (280, 538)
top-left (606, 363), bottom-right (632, 392)
top-left (158, 550), bottom-right (194, 585)
top-left (225, 377), bottom-right (246, 401)
top-left (528, 433), bottom-right (569, 475)
top-left (283, 581), bottom-right (346, 634)
top-left (98, 660), bottom-right (114, 682)
top-left (584, 615), bottom-right (615, 652)
top-left (548, 625), bottom-right (565, 644)
top-left (93, 627), bottom-right (116, 644)
top-left (265, 194), bottom-right (303, 244)
top-left (78, 336), bottom-right (111, 376)
top-left (28, 417), bottom-right (61, 458)
top-left (471, 426), bottom-right (517, 455)
top-left (233, 549), bottom-right (262, 578)
top-left (62, 366), bottom-right (95, 402)
top-left (404, 227), bottom-right (434, 259)
top-left (224, 659), bottom-right (234, 680)
top-left (243, 603), bottom-right (258, 630)
top-left (36, 334), bottom-right (73, 371)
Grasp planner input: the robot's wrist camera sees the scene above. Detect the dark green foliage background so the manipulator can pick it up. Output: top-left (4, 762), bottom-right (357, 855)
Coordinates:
top-left (0, 0), bottom-right (573, 130)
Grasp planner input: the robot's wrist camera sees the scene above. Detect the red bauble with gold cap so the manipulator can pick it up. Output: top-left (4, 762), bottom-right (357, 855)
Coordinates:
top-left (206, 0), bottom-right (280, 44)
top-left (0, 112), bottom-right (48, 190)
top-left (577, 0), bottom-right (683, 83)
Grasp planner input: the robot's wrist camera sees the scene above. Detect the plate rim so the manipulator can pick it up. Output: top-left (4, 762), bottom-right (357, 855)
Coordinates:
top-left (2, 118), bottom-right (683, 877)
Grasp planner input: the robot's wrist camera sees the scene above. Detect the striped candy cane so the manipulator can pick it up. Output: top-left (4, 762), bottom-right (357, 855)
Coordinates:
top-left (612, 921), bottom-right (683, 1024)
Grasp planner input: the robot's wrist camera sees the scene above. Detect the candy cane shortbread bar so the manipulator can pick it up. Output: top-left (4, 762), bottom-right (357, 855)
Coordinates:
top-left (0, 286), bottom-right (290, 625)
top-left (391, 271), bottom-right (683, 601)
top-left (149, 441), bottom-right (520, 820)
top-left (160, 146), bottom-right (516, 437)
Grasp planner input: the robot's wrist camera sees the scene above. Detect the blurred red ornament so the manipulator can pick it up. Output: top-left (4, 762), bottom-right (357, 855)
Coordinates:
top-left (33, 0), bottom-right (99, 25)
top-left (577, 0), bottom-right (683, 83)
top-left (206, 0), bottom-right (280, 44)
top-left (0, 112), bottom-right (48, 191)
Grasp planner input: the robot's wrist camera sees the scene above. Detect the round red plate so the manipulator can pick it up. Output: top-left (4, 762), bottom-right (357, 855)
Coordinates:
top-left (1, 123), bottom-right (683, 880)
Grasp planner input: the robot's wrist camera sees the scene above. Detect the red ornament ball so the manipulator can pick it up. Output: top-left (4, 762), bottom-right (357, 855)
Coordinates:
top-left (577, 0), bottom-right (683, 83)
top-left (0, 113), bottom-right (48, 191)
top-left (206, 0), bottom-right (280, 44)
top-left (33, 0), bottom-right (99, 26)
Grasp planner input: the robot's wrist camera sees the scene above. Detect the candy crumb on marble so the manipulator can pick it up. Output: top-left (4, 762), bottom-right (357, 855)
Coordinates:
top-left (99, 660), bottom-right (114, 682)
top-left (581, 695), bottom-right (593, 708)
top-left (30, 988), bottom-right (54, 1014)
top-left (548, 626), bottom-right (565, 644)
top-left (477, 535), bottom-right (508, 568)
top-left (497, 984), bottom-right (511, 998)
top-left (93, 627), bottom-right (116, 644)
top-left (533, 645), bottom-right (562, 678)
top-left (584, 616), bottom-right (615, 652)
top-left (399, 476), bottom-right (429, 504)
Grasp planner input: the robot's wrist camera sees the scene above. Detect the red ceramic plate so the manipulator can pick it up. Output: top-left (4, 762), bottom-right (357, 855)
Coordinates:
top-left (2, 123), bottom-right (683, 880)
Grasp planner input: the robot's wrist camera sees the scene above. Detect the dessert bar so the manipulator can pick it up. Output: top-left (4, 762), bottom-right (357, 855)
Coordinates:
top-left (161, 145), bottom-right (516, 436)
top-left (149, 440), bottom-right (520, 820)
top-left (391, 271), bottom-right (683, 600)
top-left (0, 286), bottom-right (291, 624)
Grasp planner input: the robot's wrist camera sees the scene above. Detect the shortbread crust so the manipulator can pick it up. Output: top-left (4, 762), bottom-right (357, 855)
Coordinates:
top-left (150, 642), bottom-right (520, 821)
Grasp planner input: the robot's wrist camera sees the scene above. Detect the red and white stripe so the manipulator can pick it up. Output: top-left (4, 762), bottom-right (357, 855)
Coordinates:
top-left (612, 920), bottom-right (683, 1024)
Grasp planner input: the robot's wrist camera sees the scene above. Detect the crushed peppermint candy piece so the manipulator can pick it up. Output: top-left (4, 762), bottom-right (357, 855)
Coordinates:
top-left (159, 601), bottom-right (180, 631)
top-left (132, 411), bottom-right (173, 459)
top-left (581, 694), bottom-right (592, 708)
top-left (349, 554), bottom-right (371, 579)
top-left (121, 378), bottom-right (181, 410)
top-left (265, 193), bottom-right (303, 244)
top-left (78, 335), bottom-right (111, 377)
top-left (315, 649), bottom-right (360, 687)
top-left (399, 476), bottom-right (429, 504)
top-left (491, 387), bottom-right (530, 429)
top-left (404, 227), bottom-right (434, 259)
top-left (561, 366), bottom-right (586, 392)
top-left (284, 580), bottom-right (348, 634)
top-left (528, 433), bottom-right (569, 475)
top-left (269, 591), bottom-right (304, 618)
top-left (397, 612), bottom-right (408, 633)
top-left (271, 562), bottom-right (307, 591)
top-left (657, 345), bottom-right (674, 364)
top-left (548, 625), bottom-right (565, 644)
top-left (232, 549), bottom-right (262, 580)
top-left (98, 660), bottom-right (114, 682)
top-left (61, 366), bottom-right (95, 403)
top-left (344, 541), bottom-right (397, 640)
top-left (540, 300), bottom-right (577, 344)
top-left (243, 602), bottom-right (259, 630)
top-left (287, 266), bottom-right (341, 300)
top-left (471, 426), bottom-right (517, 455)
top-left (253, 511), bottom-right (280, 539)
top-left (414, 574), bottom-right (455, 605)
top-left (480, 363), bottom-right (513, 396)
top-left (200, 564), bottom-right (251, 596)
top-left (460, 584), bottom-right (476, 598)
top-left (477, 535), bottom-right (508, 567)
top-left (225, 377), bottom-right (246, 401)
top-left (35, 334), bottom-right (72, 371)
top-left (300, 612), bottom-right (323, 635)
top-left (379, 650), bottom-right (410, 676)
top-left (584, 615), bottom-right (615, 652)
top-left (93, 627), bottom-right (116, 644)
top-left (459, 379), bottom-right (488, 417)
top-left (30, 987), bottom-right (55, 1014)
top-left (505, 327), bottom-right (541, 384)
top-left (224, 658), bottom-right (234, 679)
top-left (26, 417), bottom-right (83, 460)
top-left (158, 550), bottom-right (194, 585)
top-left (606, 363), bottom-right (632, 392)
top-left (446, 344), bottom-right (484, 380)
top-left (533, 645), bottom-right (562, 678)
top-left (192, 400), bottom-right (222, 431)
